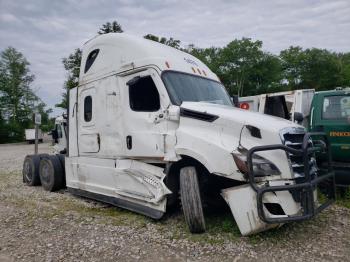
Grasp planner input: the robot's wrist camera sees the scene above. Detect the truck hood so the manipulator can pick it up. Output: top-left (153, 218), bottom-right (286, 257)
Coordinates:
top-left (181, 101), bottom-right (299, 133)
top-left (179, 102), bottom-right (302, 179)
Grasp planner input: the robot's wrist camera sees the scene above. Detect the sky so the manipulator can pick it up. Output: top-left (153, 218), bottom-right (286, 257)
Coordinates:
top-left (0, 0), bottom-right (350, 116)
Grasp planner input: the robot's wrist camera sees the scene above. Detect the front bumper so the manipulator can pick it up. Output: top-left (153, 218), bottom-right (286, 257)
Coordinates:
top-left (247, 132), bottom-right (336, 224)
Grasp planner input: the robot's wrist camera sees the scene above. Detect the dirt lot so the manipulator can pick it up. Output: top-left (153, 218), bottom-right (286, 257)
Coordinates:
top-left (0, 142), bottom-right (350, 261)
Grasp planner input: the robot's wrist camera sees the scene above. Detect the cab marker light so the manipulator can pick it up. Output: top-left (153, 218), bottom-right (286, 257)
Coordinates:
top-left (202, 70), bottom-right (207, 76)
top-left (191, 67), bottom-right (196, 73)
top-left (165, 61), bottom-right (170, 68)
top-left (197, 68), bottom-right (202, 75)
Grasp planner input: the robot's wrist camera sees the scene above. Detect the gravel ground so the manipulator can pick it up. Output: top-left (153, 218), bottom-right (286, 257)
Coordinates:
top-left (0, 143), bottom-right (350, 261)
top-left (0, 142), bottom-right (52, 173)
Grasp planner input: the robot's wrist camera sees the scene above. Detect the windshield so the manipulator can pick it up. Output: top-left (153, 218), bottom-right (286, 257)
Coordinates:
top-left (162, 71), bottom-right (232, 106)
top-left (322, 95), bottom-right (350, 120)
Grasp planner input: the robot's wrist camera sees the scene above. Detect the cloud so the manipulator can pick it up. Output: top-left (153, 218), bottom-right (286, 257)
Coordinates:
top-left (0, 0), bottom-right (349, 116)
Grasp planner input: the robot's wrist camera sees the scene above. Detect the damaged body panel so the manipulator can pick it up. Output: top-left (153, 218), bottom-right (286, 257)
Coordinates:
top-left (41, 33), bottom-right (334, 236)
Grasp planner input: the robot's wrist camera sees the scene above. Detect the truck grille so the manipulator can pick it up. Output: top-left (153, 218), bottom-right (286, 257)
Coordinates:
top-left (282, 131), bottom-right (318, 179)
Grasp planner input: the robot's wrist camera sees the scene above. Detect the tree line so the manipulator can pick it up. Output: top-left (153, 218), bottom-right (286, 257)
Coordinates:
top-left (56, 20), bottom-right (350, 109)
top-left (0, 47), bottom-right (53, 143)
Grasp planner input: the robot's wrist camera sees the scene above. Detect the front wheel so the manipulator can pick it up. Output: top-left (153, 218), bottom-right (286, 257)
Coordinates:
top-left (179, 166), bottom-right (206, 233)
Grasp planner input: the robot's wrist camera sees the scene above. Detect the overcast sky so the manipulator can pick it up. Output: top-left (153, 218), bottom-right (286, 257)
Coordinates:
top-left (1, 0), bottom-right (350, 116)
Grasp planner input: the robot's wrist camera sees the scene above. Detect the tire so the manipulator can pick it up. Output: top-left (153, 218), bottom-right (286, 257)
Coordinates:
top-left (179, 166), bottom-right (206, 233)
top-left (57, 154), bottom-right (65, 169)
top-left (57, 154), bottom-right (66, 187)
top-left (23, 155), bottom-right (41, 186)
top-left (39, 155), bottom-right (64, 192)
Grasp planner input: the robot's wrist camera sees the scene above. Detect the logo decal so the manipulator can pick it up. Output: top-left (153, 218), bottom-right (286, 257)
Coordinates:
top-left (184, 58), bottom-right (198, 66)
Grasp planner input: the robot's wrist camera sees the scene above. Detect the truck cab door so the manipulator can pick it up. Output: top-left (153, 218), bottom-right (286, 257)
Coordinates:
top-left (314, 94), bottom-right (350, 162)
top-left (77, 85), bottom-right (100, 155)
top-left (120, 68), bottom-right (169, 159)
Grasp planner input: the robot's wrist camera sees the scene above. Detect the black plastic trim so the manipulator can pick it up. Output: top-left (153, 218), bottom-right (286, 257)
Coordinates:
top-left (246, 132), bottom-right (335, 224)
top-left (180, 108), bottom-right (219, 122)
top-left (67, 187), bottom-right (164, 219)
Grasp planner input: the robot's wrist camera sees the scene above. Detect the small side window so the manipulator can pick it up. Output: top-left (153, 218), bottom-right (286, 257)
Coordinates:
top-left (84, 96), bottom-right (92, 122)
top-left (84, 49), bottom-right (99, 73)
top-left (129, 76), bottom-right (160, 112)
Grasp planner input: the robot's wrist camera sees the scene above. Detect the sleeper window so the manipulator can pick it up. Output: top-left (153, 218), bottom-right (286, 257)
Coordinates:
top-left (84, 96), bottom-right (92, 122)
top-left (129, 76), bottom-right (160, 112)
top-left (84, 49), bottom-right (99, 73)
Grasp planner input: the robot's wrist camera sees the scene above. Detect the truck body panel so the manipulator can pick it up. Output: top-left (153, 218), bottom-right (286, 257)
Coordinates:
top-left (239, 89), bottom-right (315, 126)
top-left (45, 33), bottom-right (334, 235)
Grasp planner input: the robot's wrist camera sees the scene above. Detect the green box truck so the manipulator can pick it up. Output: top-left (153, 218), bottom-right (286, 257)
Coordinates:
top-left (240, 88), bottom-right (350, 186)
top-left (308, 89), bottom-right (350, 186)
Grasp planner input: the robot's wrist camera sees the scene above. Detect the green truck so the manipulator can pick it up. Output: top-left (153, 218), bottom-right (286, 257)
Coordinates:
top-left (308, 89), bottom-right (350, 186)
top-left (239, 88), bottom-right (350, 186)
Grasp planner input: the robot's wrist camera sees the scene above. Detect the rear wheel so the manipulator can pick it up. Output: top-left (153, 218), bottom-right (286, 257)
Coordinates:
top-left (180, 166), bottom-right (206, 233)
top-left (39, 155), bottom-right (64, 192)
top-left (23, 155), bottom-right (41, 186)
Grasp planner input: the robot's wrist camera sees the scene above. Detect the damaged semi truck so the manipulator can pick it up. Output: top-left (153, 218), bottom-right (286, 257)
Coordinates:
top-left (23, 33), bottom-right (335, 236)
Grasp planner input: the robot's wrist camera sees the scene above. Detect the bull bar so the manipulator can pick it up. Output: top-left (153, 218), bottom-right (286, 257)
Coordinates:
top-left (247, 132), bottom-right (336, 224)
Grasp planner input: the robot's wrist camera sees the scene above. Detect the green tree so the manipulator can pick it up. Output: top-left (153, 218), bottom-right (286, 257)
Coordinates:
top-left (0, 47), bottom-right (35, 122)
top-left (249, 53), bottom-right (284, 94)
top-left (301, 48), bottom-right (341, 90)
top-left (144, 34), bottom-right (181, 49)
top-left (0, 47), bottom-right (49, 142)
top-left (56, 48), bottom-right (82, 109)
top-left (98, 21), bottom-right (123, 34)
top-left (279, 46), bottom-right (305, 89)
top-left (188, 40), bottom-right (283, 97)
top-left (219, 38), bottom-right (266, 96)
top-left (189, 46), bottom-right (222, 73)
top-left (35, 101), bottom-right (54, 132)
top-left (338, 52), bottom-right (350, 87)
top-left (280, 47), bottom-right (344, 90)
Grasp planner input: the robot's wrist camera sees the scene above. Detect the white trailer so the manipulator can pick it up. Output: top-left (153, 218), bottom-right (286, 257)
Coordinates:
top-left (239, 89), bottom-right (315, 126)
top-left (25, 129), bottom-right (43, 143)
top-left (22, 34), bottom-right (334, 236)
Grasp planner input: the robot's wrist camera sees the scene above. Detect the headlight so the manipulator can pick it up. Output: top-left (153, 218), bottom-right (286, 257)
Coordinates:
top-left (232, 152), bottom-right (281, 177)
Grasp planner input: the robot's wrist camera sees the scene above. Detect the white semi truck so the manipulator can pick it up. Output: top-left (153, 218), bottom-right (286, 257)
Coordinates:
top-left (22, 33), bottom-right (335, 236)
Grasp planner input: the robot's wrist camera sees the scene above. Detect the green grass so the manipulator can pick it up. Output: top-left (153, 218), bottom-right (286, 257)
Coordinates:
top-left (336, 188), bottom-right (350, 208)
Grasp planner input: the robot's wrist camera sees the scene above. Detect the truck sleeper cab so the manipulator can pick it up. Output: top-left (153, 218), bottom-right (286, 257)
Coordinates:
top-left (23, 33), bottom-right (335, 236)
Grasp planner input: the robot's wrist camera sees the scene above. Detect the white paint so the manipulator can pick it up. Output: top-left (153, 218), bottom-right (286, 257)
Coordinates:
top-left (60, 33), bottom-right (325, 235)
top-left (239, 89), bottom-right (315, 126)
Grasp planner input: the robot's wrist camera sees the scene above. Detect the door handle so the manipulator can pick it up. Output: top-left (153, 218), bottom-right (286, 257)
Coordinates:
top-left (126, 136), bottom-right (132, 150)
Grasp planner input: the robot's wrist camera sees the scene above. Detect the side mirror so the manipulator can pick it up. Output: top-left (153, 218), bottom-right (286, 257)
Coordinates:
top-left (231, 96), bottom-right (239, 108)
top-left (167, 105), bottom-right (180, 121)
top-left (294, 112), bottom-right (304, 124)
top-left (51, 129), bottom-right (58, 141)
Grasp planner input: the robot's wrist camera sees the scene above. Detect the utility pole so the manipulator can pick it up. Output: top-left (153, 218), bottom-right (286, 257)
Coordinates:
top-left (34, 113), bottom-right (41, 154)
